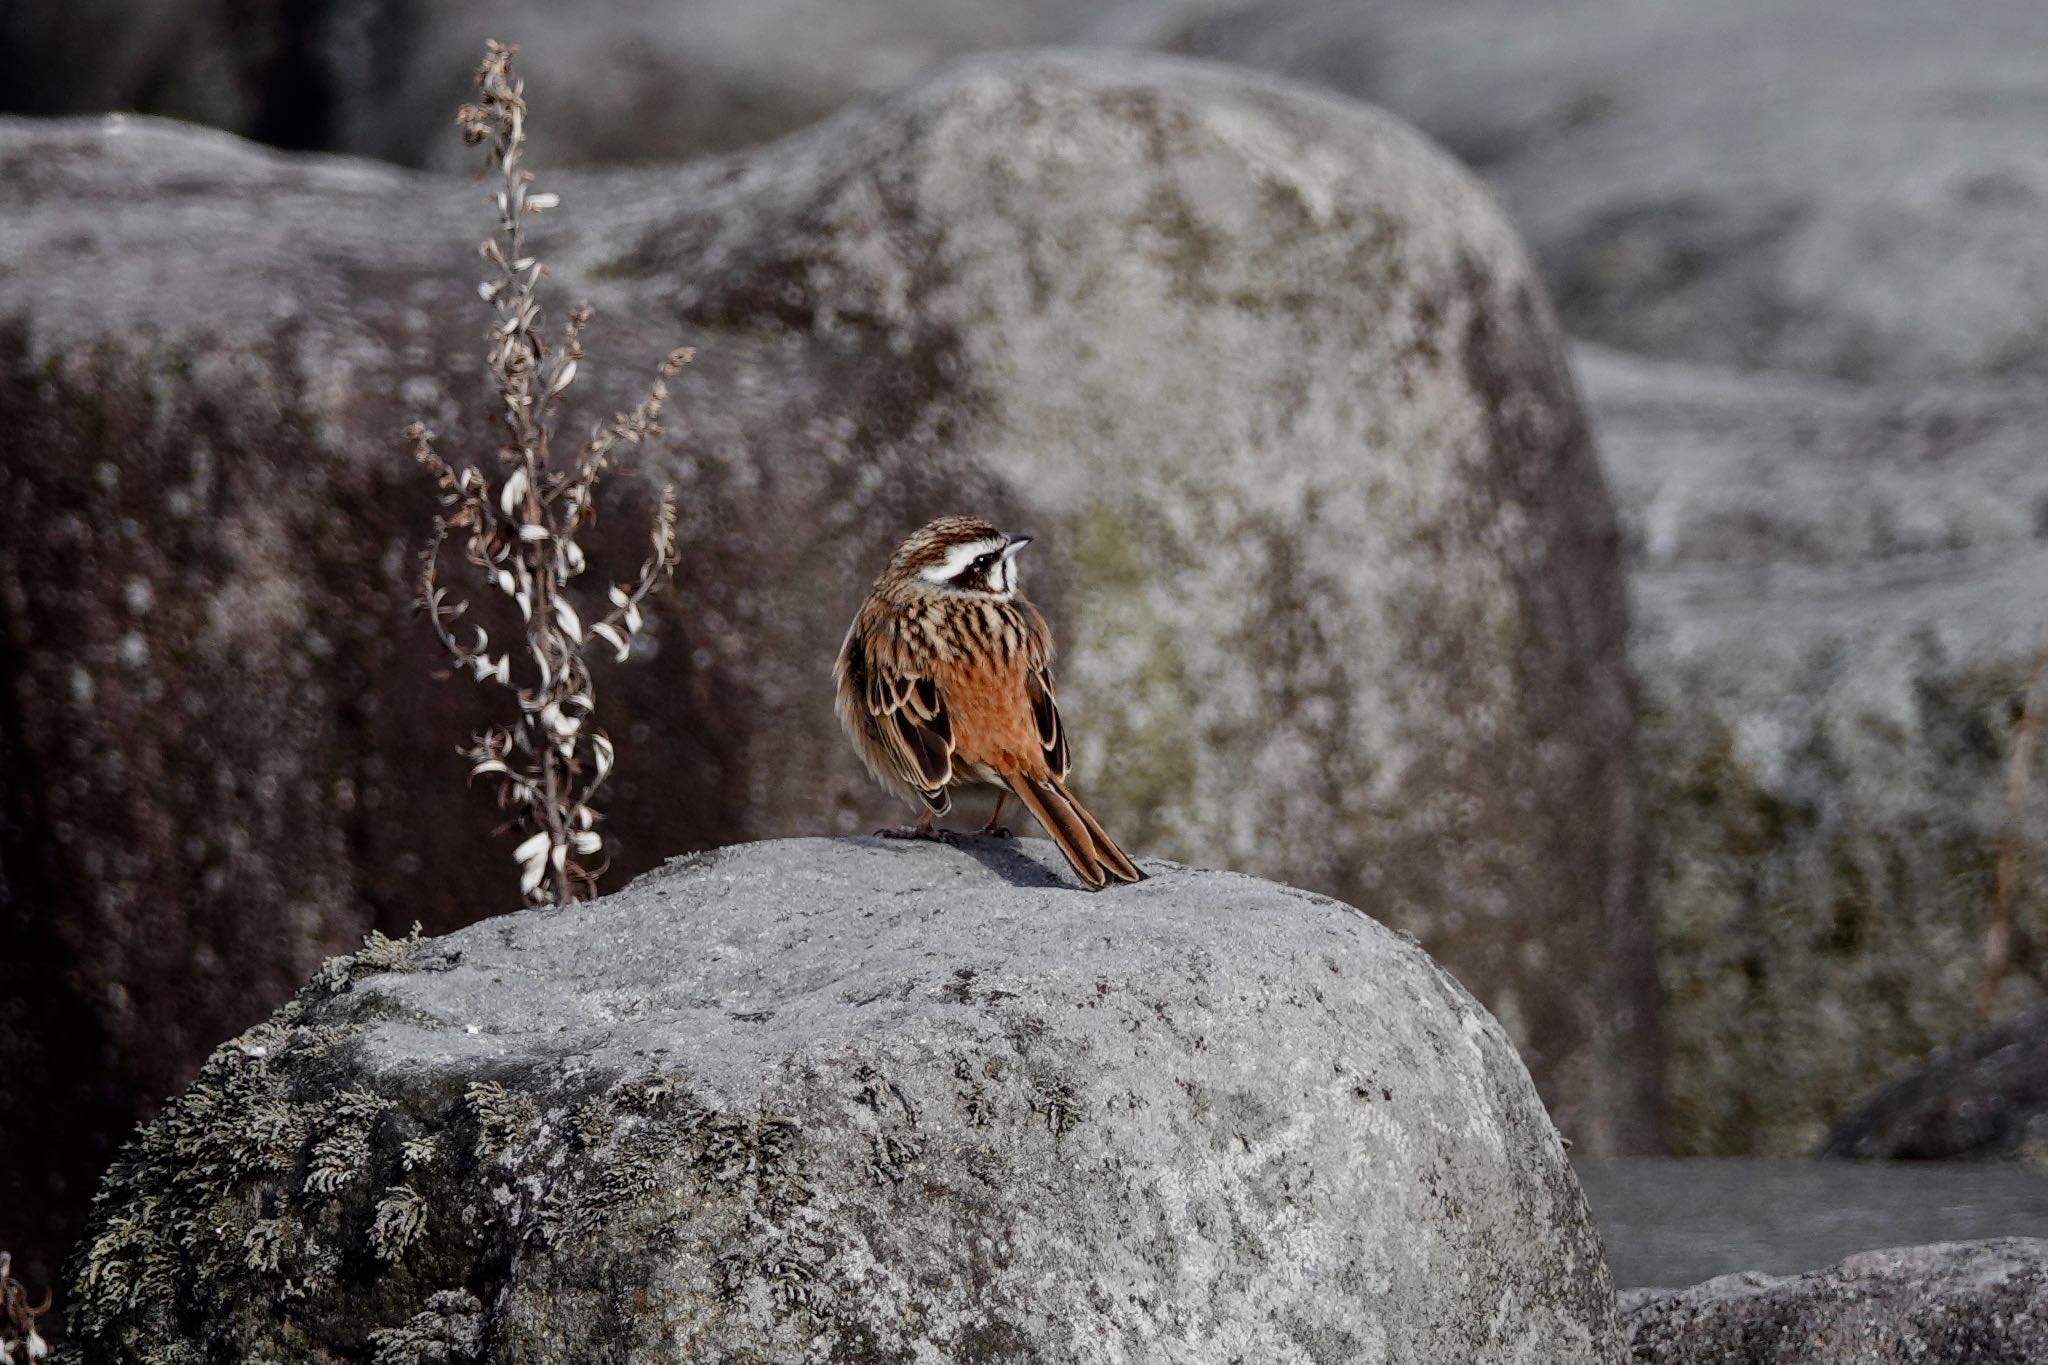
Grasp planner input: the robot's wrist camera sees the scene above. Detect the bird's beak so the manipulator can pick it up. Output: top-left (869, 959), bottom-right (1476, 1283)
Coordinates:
top-left (1002, 535), bottom-right (1032, 557)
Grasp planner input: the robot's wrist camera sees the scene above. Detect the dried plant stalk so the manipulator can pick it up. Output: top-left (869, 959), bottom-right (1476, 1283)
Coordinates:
top-left (0, 1251), bottom-right (50, 1363)
top-left (411, 40), bottom-right (690, 905)
top-left (1978, 648), bottom-right (2048, 1022)
top-left (1974, 650), bottom-right (2039, 1023)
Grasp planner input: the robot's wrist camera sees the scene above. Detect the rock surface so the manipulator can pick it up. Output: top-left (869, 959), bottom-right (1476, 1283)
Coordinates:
top-left (1156, 0), bottom-right (2048, 385)
top-left (1821, 1003), bottom-right (2048, 1165)
top-left (1576, 344), bottom-right (2048, 1153)
top-left (0, 0), bottom-right (1117, 168)
top-left (64, 836), bottom-right (1624, 1363)
top-left (1619, 1238), bottom-right (2048, 1364)
top-left (0, 52), bottom-right (1660, 1275)
top-left (22, 0), bottom-right (2048, 386)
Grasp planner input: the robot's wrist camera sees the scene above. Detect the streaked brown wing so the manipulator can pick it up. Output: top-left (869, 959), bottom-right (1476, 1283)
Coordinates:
top-left (1011, 603), bottom-right (1069, 780)
top-left (858, 631), bottom-right (955, 807)
top-left (1025, 663), bottom-right (1069, 779)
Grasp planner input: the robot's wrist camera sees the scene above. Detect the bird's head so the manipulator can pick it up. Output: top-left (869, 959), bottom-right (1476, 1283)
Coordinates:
top-left (883, 515), bottom-right (1033, 601)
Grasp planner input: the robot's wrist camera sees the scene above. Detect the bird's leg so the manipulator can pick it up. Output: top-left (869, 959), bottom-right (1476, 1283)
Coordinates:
top-left (980, 793), bottom-right (1013, 839)
top-left (878, 808), bottom-right (954, 842)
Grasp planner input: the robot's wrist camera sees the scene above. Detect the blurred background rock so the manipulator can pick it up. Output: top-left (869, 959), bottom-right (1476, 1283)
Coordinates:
top-left (4, 0), bottom-right (2047, 1326)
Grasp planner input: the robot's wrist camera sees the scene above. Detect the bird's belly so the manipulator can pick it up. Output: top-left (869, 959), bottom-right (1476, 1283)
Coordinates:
top-left (933, 656), bottom-right (1049, 781)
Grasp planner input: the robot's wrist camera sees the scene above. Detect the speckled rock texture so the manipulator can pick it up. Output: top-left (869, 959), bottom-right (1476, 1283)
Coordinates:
top-left (0, 52), bottom-right (1657, 1277)
top-left (0, 0), bottom-right (1119, 168)
top-left (1153, 0), bottom-right (2048, 386)
top-left (62, 836), bottom-right (1624, 1364)
top-left (1147, 0), bottom-right (2048, 1157)
top-left (24, 0), bottom-right (2048, 386)
top-left (1619, 1238), bottom-right (2048, 1364)
top-left (1579, 345), bottom-right (2048, 1154)
top-left (1821, 1003), bottom-right (2048, 1166)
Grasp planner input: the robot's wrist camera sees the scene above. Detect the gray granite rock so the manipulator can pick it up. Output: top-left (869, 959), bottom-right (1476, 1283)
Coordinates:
top-left (0, 51), bottom-right (1656, 1289)
top-left (1822, 1003), bottom-right (2048, 1165)
top-left (18, 0), bottom-right (2048, 387)
top-left (1580, 344), bottom-right (2048, 1154)
top-left (63, 836), bottom-right (1625, 1364)
top-left (0, 0), bottom-right (1117, 167)
top-left (1156, 0), bottom-right (2048, 385)
top-left (1620, 1238), bottom-right (2048, 1364)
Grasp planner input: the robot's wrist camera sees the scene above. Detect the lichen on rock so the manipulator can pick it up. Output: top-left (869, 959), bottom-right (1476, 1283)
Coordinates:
top-left (64, 836), bottom-right (1624, 1363)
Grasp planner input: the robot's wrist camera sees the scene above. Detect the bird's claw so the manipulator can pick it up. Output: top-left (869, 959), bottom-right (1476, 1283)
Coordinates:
top-left (877, 824), bottom-right (956, 844)
top-left (980, 825), bottom-right (1014, 840)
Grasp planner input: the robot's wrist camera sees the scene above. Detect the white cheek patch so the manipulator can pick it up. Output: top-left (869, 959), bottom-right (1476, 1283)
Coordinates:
top-left (919, 538), bottom-right (1005, 585)
top-left (999, 555), bottom-right (1017, 594)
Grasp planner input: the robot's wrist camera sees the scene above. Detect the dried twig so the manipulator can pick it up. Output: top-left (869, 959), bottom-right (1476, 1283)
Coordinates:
top-left (1978, 648), bottom-right (2048, 1022)
top-left (0, 1252), bottom-right (50, 1363)
top-left (411, 40), bottom-right (690, 905)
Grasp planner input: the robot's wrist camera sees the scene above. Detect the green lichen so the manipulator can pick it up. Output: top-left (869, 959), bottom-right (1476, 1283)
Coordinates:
top-left (68, 978), bottom-right (1083, 1360)
top-left (1645, 672), bottom-right (2028, 1156)
top-left (1066, 503), bottom-right (1200, 850)
top-left (1030, 1075), bottom-right (1085, 1138)
top-left (366, 1290), bottom-right (483, 1365)
top-left (307, 923), bottom-right (451, 997)
top-left (242, 1218), bottom-right (292, 1274)
top-left (401, 1135), bottom-right (439, 1172)
top-left (866, 1133), bottom-right (927, 1185)
top-left (371, 1186), bottom-right (429, 1261)
top-left (64, 927), bottom-right (461, 1361)
top-left (305, 1089), bottom-right (393, 1195)
top-left (466, 1081), bottom-right (536, 1160)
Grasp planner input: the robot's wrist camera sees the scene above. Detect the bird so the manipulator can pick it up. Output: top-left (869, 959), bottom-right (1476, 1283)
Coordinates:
top-left (834, 515), bottom-right (1145, 890)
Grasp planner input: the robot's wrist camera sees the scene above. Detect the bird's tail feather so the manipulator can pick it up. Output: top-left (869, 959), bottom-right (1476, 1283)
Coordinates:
top-left (1055, 778), bottom-right (1145, 884)
top-left (1003, 773), bottom-right (1144, 889)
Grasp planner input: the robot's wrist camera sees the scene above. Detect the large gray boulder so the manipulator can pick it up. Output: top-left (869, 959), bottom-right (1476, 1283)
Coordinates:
top-left (18, 0), bottom-right (2048, 386)
top-left (1821, 1003), bottom-right (2048, 1165)
top-left (0, 51), bottom-right (1657, 1290)
top-left (1154, 0), bottom-right (2048, 385)
top-left (64, 836), bottom-right (1625, 1363)
top-left (1620, 1239), bottom-right (2048, 1364)
top-left (1580, 344), bottom-right (2048, 1154)
top-left (0, 0), bottom-right (1118, 167)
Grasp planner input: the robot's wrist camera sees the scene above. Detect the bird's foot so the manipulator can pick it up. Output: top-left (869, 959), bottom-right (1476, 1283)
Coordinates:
top-left (877, 824), bottom-right (956, 844)
top-left (979, 825), bottom-right (1014, 839)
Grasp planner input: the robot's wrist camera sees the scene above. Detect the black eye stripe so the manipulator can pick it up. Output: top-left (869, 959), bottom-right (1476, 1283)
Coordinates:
top-left (945, 548), bottom-right (1004, 585)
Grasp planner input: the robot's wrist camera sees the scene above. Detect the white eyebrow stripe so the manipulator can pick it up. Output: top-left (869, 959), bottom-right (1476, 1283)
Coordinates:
top-left (919, 538), bottom-right (1005, 583)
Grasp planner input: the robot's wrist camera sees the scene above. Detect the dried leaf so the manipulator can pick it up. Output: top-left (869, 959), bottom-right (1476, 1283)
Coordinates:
top-left (553, 596), bottom-right (582, 641)
top-left (590, 622), bottom-right (629, 662)
top-left (519, 847), bottom-right (549, 896)
top-left (500, 465), bottom-right (529, 518)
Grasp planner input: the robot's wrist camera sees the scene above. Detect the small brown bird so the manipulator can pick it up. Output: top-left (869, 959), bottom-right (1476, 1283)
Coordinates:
top-left (835, 516), bottom-right (1145, 889)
